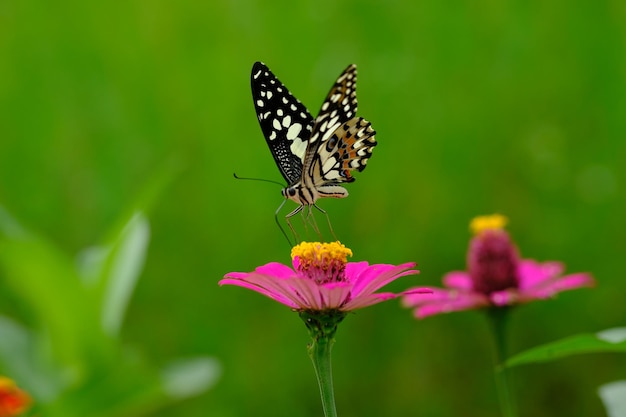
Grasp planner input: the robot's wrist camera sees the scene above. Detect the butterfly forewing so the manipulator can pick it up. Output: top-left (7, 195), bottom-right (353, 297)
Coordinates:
top-left (309, 64), bottom-right (359, 146)
top-left (251, 62), bottom-right (314, 185)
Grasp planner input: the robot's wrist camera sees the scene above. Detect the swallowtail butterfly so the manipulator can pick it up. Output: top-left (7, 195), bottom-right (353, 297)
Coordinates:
top-left (250, 61), bottom-right (377, 233)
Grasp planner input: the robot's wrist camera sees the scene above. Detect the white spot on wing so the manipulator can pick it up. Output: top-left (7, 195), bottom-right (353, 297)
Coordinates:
top-left (253, 69), bottom-right (262, 79)
top-left (277, 109), bottom-right (284, 116)
top-left (286, 123), bottom-right (302, 140)
top-left (322, 117), bottom-right (340, 141)
top-left (290, 137), bottom-right (307, 157)
top-left (273, 119), bottom-right (282, 130)
top-left (282, 115), bottom-right (292, 127)
top-left (267, 91), bottom-right (273, 99)
top-left (256, 100), bottom-right (264, 107)
top-left (269, 131), bottom-right (277, 140)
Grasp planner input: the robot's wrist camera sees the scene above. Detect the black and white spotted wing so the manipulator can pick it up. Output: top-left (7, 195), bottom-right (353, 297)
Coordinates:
top-left (309, 64), bottom-right (358, 148)
top-left (251, 62), bottom-right (314, 185)
top-left (304, 64), bottom-right (376, 185)
top-left (250, 61), bottom-right (377, 214)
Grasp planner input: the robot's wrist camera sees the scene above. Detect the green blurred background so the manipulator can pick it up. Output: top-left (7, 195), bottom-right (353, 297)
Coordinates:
top-left (1, 0), bottom-right (625, 416)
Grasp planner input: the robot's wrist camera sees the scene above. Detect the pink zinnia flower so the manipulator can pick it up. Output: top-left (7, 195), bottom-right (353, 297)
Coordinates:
top-left (403, 214), bottom-right (596, 318)
top-left (222, 242), bottom-right (426, 417)
top-left (220, 241), bottom-right (426, 312)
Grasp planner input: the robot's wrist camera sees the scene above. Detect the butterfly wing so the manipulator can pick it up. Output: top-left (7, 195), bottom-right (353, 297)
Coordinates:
top-left (306, 117), bottom-right (377, 185)
top-left (251, 62), bottom-right (314, 185)
top-left (308, 64), bottom-right (358, 149)
top-left (305, 64), bottom-right (376, 185)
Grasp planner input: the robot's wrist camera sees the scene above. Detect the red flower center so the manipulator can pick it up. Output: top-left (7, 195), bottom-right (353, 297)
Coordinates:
top-left (468, 229), bottom-right (520, 295)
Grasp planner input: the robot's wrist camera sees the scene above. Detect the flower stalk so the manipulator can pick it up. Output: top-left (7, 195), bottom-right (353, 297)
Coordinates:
top-left (300, 310), bottom-right (346, 417)
top-left (487, 307), bottom-right (517, 417)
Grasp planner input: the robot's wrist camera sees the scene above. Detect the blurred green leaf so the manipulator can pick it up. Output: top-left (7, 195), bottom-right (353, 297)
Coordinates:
top-left (506, 328), bottom-right (626, 367)
top-left (599, 380), bottom-right (626, 417)
top-left (0, 207), bottom-right (109, 369)
top-left (160, 357), bottom-right (221, 399)
top-left (77, 213), bottom-right (150, 337)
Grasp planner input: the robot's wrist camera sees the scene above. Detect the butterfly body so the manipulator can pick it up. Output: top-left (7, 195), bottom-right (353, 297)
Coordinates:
top-left (251, 61), bottom-right (377, 219)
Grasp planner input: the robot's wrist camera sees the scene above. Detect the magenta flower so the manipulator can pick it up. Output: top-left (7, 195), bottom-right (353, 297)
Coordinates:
top-left (220, 241), bottom-right (426, 312)
top-left (403, 214), bottom-right (596, 319)
top-left (221, 241), bottom-right (426, 417)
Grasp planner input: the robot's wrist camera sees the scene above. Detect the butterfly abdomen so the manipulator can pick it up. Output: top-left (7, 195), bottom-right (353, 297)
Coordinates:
top-left (282, 183), bottom-right (349, 206)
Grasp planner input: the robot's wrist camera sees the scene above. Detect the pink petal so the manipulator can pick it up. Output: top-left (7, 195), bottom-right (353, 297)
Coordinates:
top-left (283, 276), bottom-right (325, 309)
top-left (517, 259), bottom-right (564, 290)
top-left (256, 262), bottom-right (296, 278)
top-left (443, 271), bottom-right (473, 291)
top-left (343, 291), bottom-right (399, 310)
top-left (414, 292), bottom-right (488, 318)
top-left (219, 273), bottom-right (300, 309)
top-left (519, 272), bottom-right (595, 300)
top-left (344, 261), bottom-right (370, 279)
top-left (402, 287), bottom-right (465, 307)
top-left (402, 286), bottom-right (488, 318)
top-left (350, 262), bottom-right (419, 298)
top-left (319, 282), bottom-right (353, 309)
top-left (349, 263), bottom-right (398, 292)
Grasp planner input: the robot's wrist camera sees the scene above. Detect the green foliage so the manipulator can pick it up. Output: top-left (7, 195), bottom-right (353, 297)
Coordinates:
top-left (506, 328), bottom-right (626, 367)
top-left (0, 206), bottom-right (219, 417)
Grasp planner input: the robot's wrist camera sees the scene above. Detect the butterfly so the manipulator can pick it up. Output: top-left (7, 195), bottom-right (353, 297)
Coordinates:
top-left (250, 61), bottom-right (377, 237)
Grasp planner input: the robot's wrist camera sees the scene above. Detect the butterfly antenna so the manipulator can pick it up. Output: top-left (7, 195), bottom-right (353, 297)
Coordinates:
top-left (313, 204), bottom-right (338, 241)
top-left (233, 172), bottom-right (285, 188)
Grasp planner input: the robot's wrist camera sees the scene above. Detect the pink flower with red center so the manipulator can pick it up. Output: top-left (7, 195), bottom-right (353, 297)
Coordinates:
top-left (220, 241), bottom-right (426, 312)
top-left (403, 214), bottom-right (596, 318)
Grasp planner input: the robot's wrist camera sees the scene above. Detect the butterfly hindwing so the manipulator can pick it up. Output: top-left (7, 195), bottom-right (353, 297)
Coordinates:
top-left (251, 62), bottom-right (314, 185)
top-left (308, 117), bottom-right (377, 184)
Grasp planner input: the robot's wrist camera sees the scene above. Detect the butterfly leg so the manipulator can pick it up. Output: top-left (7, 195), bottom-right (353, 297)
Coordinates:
top-left (284, 204), bottom-right (305, 245)
top-left (312, 204), bottom-right (338, 241)
top-left (275, 199), bottom-right (295, 247)
top-left (304, 205), bottom-right (324, 241)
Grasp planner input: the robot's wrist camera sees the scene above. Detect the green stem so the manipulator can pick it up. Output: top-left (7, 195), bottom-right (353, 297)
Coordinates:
top-left (487, 307), bottom-right (517, 417)
top-left (299, 310), bottom-right (346, 417)
top-left (309, 335), bottom-right (337, 417)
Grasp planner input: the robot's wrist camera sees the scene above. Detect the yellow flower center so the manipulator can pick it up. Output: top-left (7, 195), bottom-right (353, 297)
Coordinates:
top-left (291, 241), bottom-right (352, 284)
top-left (469, 214), bottom-right (509, 235)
